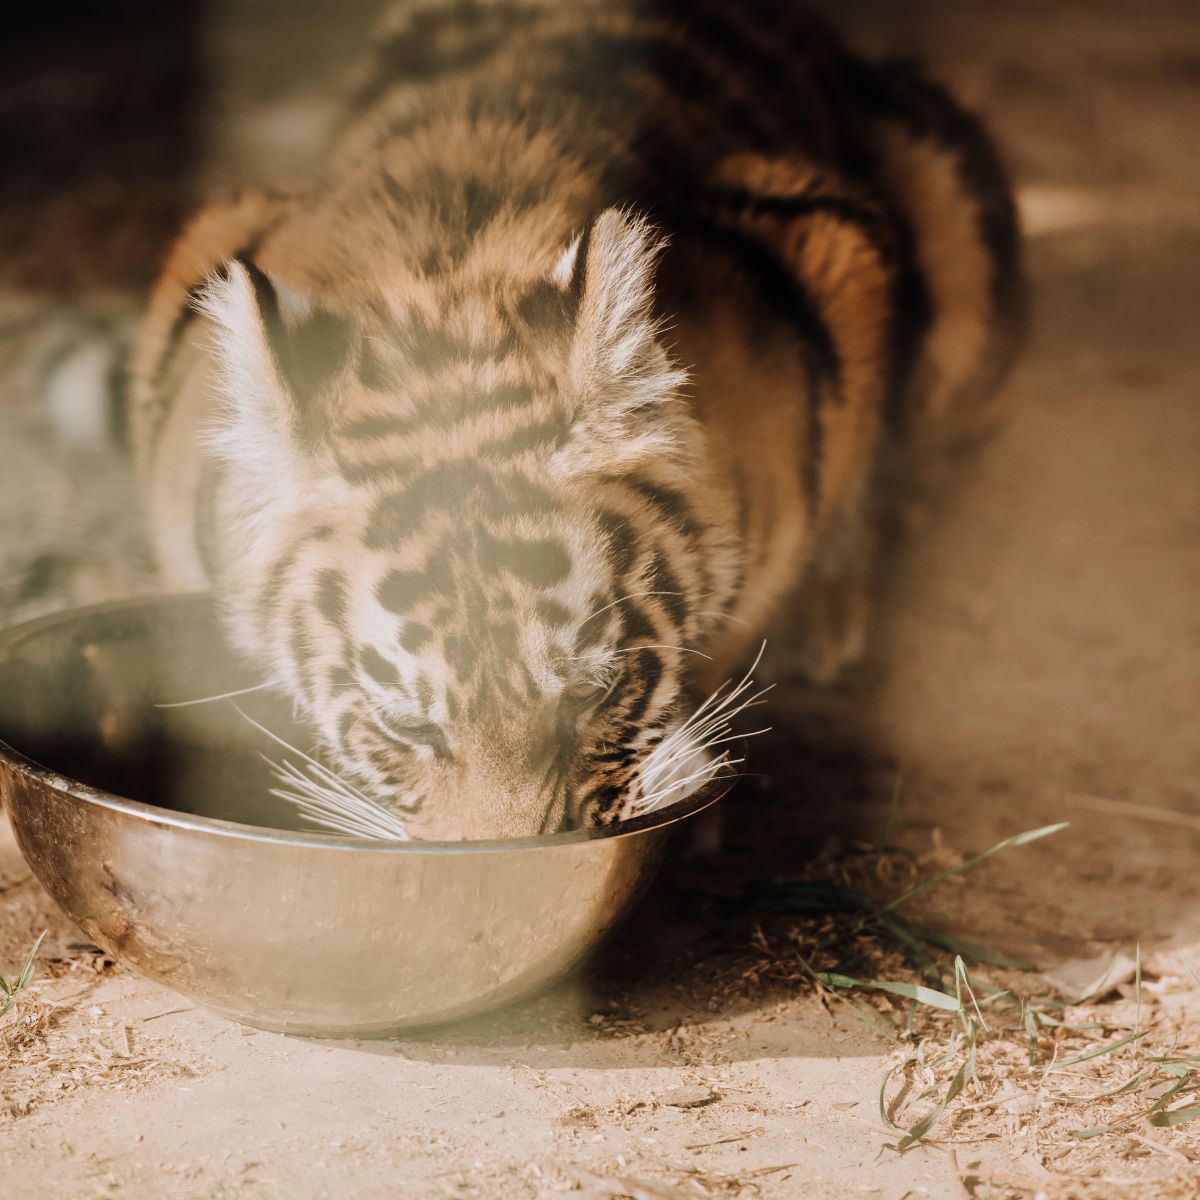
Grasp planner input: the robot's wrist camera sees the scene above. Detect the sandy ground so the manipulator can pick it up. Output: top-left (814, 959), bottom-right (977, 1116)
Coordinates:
top-left (3, 1), bottom-right (1200, 1196)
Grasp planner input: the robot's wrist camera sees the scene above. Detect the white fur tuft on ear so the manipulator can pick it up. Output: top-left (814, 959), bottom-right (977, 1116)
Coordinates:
top-left (195, 260), bottom-right (315, 540)
top-left (554, 208), bottom-right (691, 474)
top-left (198, 262), bottom-right (289, 452)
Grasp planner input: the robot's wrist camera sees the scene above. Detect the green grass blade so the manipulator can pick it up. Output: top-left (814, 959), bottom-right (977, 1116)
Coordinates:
top-left (14, 932), bottom-right (45, 992)
top-left (1069, 1125), bottom-right (1119, 1139)
top-left (812, 969), bottom-right (961, 1013)
top-left (885, 822), bottom-right (1070, 912)
top-left (945, 1039), bottom-right (977, 1106)
top-left (1133, 943), bottom-right (1142, 1045)
top-left (878, 1060), bottom-right (907, 1130)
top-left (813, 971), bottom-right (859, 990)
top-left (0, 932), bottom-right (46, 1019)
top-left (1148, 1102), bottom-right (1200, 1128)
top-left (871, 980), bottom-right (961, 1013)
top-left (895, 1101), bottom-right (947, 1151)
top-left (1048, 1031), bottom-right (1146, 1070)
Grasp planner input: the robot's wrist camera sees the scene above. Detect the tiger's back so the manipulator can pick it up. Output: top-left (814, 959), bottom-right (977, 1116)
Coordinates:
top-left (129, 1), bottom-right (1022, 837)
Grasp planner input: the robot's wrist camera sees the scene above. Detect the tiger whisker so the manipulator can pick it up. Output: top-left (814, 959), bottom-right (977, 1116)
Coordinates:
top-left (640, 726), bottom-right (771, 784)
top-left (697, 608), bottom-right (754, 630)
top-left (577, 589), bottom-right (688, 627)
top-left (642, 753), bottom-right (743, 803)
top-left (233, 704), bottom-right (410, 840)
top-left (578, 587), bottom-right (730, 630)
top-left (629, 643), bottom-right (770, 815)
top-left (669, 642), bottom-right (769, 733)
top-left (629, 754), bottom-right (744, 816)
top-left (568, 643), bottom-right (713, 662)
top-left (155, 679), bottom-right (283, 708)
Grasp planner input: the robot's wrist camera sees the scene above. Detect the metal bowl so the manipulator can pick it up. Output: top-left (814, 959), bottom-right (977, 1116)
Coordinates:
top-left (0, 596), bottom-right (723, 1037)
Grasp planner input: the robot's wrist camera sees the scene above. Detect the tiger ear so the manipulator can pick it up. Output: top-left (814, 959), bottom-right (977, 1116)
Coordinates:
top-left (198, 257), bottom-right (355, 481)
top-left (549, 209), bottom-right (689, 471)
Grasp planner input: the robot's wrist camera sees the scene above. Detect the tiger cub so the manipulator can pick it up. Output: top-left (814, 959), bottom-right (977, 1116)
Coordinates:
top-left (129, 1), bottom-right (1022, 839)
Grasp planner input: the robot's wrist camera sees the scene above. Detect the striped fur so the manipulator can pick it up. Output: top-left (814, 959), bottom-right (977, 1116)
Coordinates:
top-left (129, 0), bottom-right (1022, 838)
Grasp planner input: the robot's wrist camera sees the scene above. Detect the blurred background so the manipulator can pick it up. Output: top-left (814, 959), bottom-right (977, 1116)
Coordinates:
top-left (1, 0), bottom-right (1198, 934)
top-left (3, 0), bottom-right (1200, 955)
top-left (1, 2), bottom-right (1199, 1194)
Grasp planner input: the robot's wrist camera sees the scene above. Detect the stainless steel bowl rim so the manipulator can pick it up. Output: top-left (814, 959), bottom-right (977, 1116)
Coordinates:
top-left (0, 596), bottom-right (730, 854)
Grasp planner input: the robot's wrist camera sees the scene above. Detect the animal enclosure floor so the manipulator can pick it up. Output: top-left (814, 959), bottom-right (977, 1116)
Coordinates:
top-left (2, 1), bottom-right (1200, 1196)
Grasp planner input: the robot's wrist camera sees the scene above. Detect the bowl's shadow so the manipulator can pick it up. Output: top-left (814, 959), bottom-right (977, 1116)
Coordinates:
top-left (326, 674), bottom-right (902, 1066)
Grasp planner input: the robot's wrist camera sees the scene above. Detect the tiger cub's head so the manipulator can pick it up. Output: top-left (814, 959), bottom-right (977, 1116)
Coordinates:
top-left (199, 209), bottom-right (724, 839)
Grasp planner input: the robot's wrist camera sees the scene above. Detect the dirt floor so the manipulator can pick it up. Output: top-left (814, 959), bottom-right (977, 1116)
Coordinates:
top-left (3, 1), bottom-right (1200, 1196)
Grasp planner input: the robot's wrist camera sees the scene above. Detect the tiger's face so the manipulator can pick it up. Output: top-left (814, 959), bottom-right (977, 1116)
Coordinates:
top-left (284, 493), bottom-right (690, 839)
top-left (201, 209), bottom-right (724, 838)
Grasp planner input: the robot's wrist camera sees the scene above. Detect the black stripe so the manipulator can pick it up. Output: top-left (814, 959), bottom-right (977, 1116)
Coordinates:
top-left (327, 666), bottom-right (356, 695)
top-left (567, 215), bottom-right (596, 312)
top-left (707, 186), bottom-right (896, 265)
top-left (623, 476), bottom-right (704, 545)
top-left (596, 510), bottom-right (637, 575)
top-left (340, 416), bottom-right (422, 442)
top-left (376, 547), bottom-right (455, 614)
top-left (866, 58), bottom-right (1022, 315)
top-left (579, 781), bottom-right (625, 824)
top-left (514, 280), bottom-right (576, 343)
top-left (623, 650), bottom-right (664, 725)
top-left (474, 417), bottom-right (568, 458)
top-left (591, 746), bottom-right (636, 765)
top-left (143, 298), bottom-right (203, 453)
top-left (150, 301), bottom-right (201, 395)
top-left (359, 645), bottom-right (400, 687)
top-left (536, 599), bottom-right (571, 628)
top-left (338, 385), bottom-right (539, 444)
top-left (383, 168), bottom-right (550, 261)
top-left (257, 525), bottom-right (334, 637)
top-left (673, 214), bottom-right (841, 383)
top-left (646, 550), bottom-right (687, 631)
top-left (878, 199), bottom-right (935, 430)
top-left (356, 340), bottom-right (396, 391)
top-left (388, 308), bottom-right (475, 370)
top-left (398, 621), bottom-right (432, 653)
top-left (479, 530), bottom-right (572, 587)
top-left (442, 632), bottom-right (479, 678)
top-left (574, 597), bottom-right (612, 652)
top-left (364, 464), bottom-right (554, 548)
top-left (316, 568), bottom-right (349, 629)
top-left (234, 255), bottom-right (353, 423)
top-left (235, 255), bottom-right (285, 345)
top-left (619, 601), bottom-right (658, 646)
